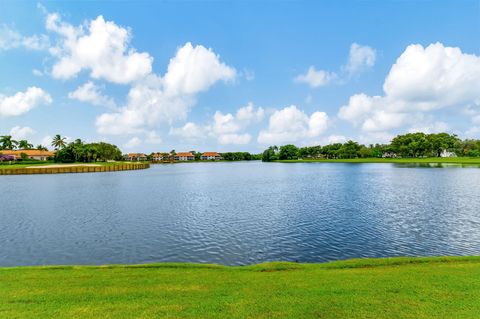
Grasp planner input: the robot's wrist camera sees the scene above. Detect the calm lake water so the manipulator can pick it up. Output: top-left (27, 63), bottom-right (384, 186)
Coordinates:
top-left (1, 161), bottom-right (480, 266)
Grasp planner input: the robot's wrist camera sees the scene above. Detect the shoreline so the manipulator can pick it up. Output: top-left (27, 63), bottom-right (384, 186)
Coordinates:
top-left (273, 157), bottom-right (480, 164)
top-left (0, 162), bottom-right (150, 175)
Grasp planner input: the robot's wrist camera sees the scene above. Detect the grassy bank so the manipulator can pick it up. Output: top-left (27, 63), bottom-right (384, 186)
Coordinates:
top-left (275, 156), bottom-right (480, 164)
top-left (1, 256), bottom-right (480, 318)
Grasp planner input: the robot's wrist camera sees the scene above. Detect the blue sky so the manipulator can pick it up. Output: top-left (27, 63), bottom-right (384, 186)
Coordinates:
top-left (1, 0), bottom-right (479, 153)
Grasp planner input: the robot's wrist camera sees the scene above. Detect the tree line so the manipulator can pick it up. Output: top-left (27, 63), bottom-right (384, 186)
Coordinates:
top-left (262, 132), bottom-right (480, 161)
top-left (0, 134), bottom-right (122, 163)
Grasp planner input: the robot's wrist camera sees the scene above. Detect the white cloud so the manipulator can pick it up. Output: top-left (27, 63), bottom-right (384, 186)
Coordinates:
top-left (169, 103), bottom-right (263, 145)
top-left (32, 69), bottom-right (44, 76)
top-left (217, 133), bottom-right (251, 145)
top-left (0, 25), bottom-right (49, 51)
top-left (294, 66), bottom-right (335, 88)
top-left (326, 135), bottom-right (348, 144)
top-left (163, 42), bottom-right (236, 96)
top-left (208, 102), bottom-right (263, 144)
top-left (9, 126), bottom-right (35, 140)
top-left (145, 131), bottom-right (162, 144)
top-left (257, 105), bottom-right (329, 144)
top-left (46, 14), bottom-right (153, 84)
top-left (40, 135), bottom-right (52, 148)
top-left (0, 87), bottom-right (52, 117)
top-left (344, 43), bottom-right (376, 75)
top-left (68, 81), bottom-right (116, 109)
top-left (338, 42), bottom-right (480, 135)
top-left (295, 43), bottom-right (376, 88)
top-left (169, 122), bottom-right (206, 142)
top-left (96, 43), bottom-right (236, 135)
top-left (123, 137), bottom-right (141, 149)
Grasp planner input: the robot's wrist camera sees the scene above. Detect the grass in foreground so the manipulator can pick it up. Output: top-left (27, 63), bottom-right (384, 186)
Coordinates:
top-left (276, 156), bottom-right (480, 165)
top-left (1, 256), bottom-right (480, 318)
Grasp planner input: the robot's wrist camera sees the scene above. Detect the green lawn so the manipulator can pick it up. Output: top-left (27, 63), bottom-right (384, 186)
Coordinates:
top-left (1, 256), bottom-right (480, 318)
top-left (276, 157), bottom-right (480, 165)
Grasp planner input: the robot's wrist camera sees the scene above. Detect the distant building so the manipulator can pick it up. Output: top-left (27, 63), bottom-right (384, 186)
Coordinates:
top-left (174, 152), bottom-right (195, 161)
top-left (201, 152), bottom-right (222, 160)
top-left (125, 153), bottom-right (147, 161)
top-left (0, 150), bottom-right (55, 161)
top-left (151, 153), bottom-right (164, 161)
top-left (382, 151), bottom-right (397, 158)
top-left (440, 149), bottom-right (457, 158)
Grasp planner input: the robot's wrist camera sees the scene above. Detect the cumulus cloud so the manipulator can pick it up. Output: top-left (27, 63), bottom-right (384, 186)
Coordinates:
top-left (294, 66), bottom-right (335, 88)
top-left (0, 87), bottom-right (52, 117)
top-left (0, 25), bottom-right (49, 51)
top-left (295, 43), bottom-right (376, 88)
top-left (68, 81), bottom-right (116, 109)
top-left (163, 42), bottom-right (236, 96)
top-left (169, 103), bottom-right (263, 145)
top-left (96, 42), bottom-right (236, 135)
top-left (208, 103), bottom-right (263, 144)
top-left (257, 105), bottom-right (329, 144)
top-left (338, 42), bottom-right (480, 135)
top-left (344, 43), bottom-right (376, 75)
top-left (169, 122), bottom-right (206, 142)
top-left (46, 13), bottom-right (153, 84)
top-left (9, 126), bottom-right (35, 140)
top-left (123, 136), bottom-right (141, 149)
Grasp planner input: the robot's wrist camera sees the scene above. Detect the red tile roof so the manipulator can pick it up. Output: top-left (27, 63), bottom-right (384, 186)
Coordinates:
top-left (176, 152), bottom-right (194, 157)
top-left (202, 152), bottom-right (221, 157)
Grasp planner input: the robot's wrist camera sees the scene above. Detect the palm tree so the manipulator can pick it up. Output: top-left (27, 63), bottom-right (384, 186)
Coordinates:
top-left (0, 135), bottom-right (18, 150)
top-left (36, 145), bottom-right (48, 151)
top-left (52, 134), bottom-right (67, 150)
top-left (18, 140), bottom-right (34, 150)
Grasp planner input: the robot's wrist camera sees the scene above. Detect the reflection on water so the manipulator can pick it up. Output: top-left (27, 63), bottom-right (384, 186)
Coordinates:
top-left (1, 161), bottom-right (480, 266)
top-left (394, 163), bottom-right (480, 168)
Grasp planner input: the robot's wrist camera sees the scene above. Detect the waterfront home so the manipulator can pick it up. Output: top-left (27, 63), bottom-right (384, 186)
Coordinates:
top-left (0, 149), bottom-right (55, 161)
top-left (440, 149), bottom-right (457, 158)
top-left (151, 152), bottom-right (173, 162)
top-left (382, 151), bottom-right (397, 158)
top-left (125, 153), bottom-right (147, 161)
top-left (174, 152), bottom-right (195, 161)
top-left (201, 152), bottom-right (222, 160)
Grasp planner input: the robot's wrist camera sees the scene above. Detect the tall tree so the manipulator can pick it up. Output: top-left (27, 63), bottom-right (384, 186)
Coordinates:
top-left (18, 140), bottom-right (34, 150)
top-left (0, 135), bottom-right (18, 150)
top-left (51, 134), bottom-right (67, 150)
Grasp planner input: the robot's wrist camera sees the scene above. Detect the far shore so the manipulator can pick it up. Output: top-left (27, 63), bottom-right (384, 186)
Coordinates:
top-left (274, 156), bottom-right (480, 165)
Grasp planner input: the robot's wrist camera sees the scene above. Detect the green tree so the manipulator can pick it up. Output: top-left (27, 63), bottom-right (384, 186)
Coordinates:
top-left (279, 144), bottom-right (299, 160)
top-left (0, 135), bottom-right (18, 150)
top-left (36, 145), bottom-right (48, 151)
top-left (262, 146), bottom-right (279, 162)
top-left (52, 134), bottom-right (67, 150)
top-left (18, 140), bottom-right (34, 149)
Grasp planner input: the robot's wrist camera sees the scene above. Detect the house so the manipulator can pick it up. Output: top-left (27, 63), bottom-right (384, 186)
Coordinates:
top-left (382, 151), bottom-right (397, 158)
top-left (125, 153), bottom-right (147, 161)
top-left (201, 152), bottom-right (222, 160)
top-left (440, 149), bottom-right (457, 158)
top-left (151, 152), bottom-right (172, 162)
top-left (151, 152), bottom-right (164, 162)
top-left (174, 152), bottom-right (195, 161)
top-left (0, 150), bottom-right (55, 161)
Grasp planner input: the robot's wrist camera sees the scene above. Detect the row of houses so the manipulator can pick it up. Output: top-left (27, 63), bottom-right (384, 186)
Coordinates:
top-left (0, 150), bottom-right (55, 161)
top-left (124, 152), bottom-right (222, 162)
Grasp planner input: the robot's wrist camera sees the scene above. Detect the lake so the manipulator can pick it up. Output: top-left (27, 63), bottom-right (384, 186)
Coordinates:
top-left (1, 161), bottom-right (480, 266)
